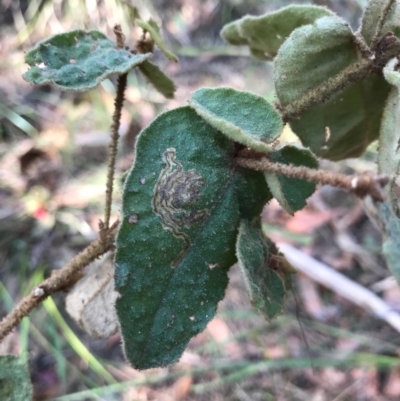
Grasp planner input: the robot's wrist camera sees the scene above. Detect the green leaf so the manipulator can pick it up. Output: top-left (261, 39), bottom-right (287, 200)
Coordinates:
top-left (378, 61), bottom-right (400, 216)
top-left (274, 16), bottom-right (391, 160)
top-left (23, 30), bottom-right (151, 91)
top-left (136, 19), bottom-right (178, 62)
top-left (264, 145), bottom-right (318, 215)
top-left (115, 106), bottom-right (271, 370)
top-left (236, 220), bottom-right (287, 319)
top-left (221, 5), bottom-right (333, 60)
top-left (368, 202), bottom-right (400, 284)
top-left (383, 57), bottom-right (400, 87)
top-left (361, 0), bottom-right (400, 45)
top-left (189, 87), bottom-right (283, 152)
top-left (138, 60), bottom-right (176, 98)
top-left (0, 355), bottom-right (32, 401)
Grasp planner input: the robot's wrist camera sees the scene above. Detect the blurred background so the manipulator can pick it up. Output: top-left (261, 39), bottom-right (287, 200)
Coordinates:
top-left (4, 0), bottom-right (400, 400)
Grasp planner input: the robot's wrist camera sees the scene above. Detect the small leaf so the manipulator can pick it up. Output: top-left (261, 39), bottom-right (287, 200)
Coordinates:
top-left (136, 19), bottom-right (178, 62)
top-left (189, 87), bottom-right (283, 152)
top-left (361, 0), bottom-right (400, 45)
top-left (220, 22), bottom-right (248, 46)
top-left (221, 5), bottom-right (333, 60)
top-left (378, 64), bottom-right (400, 216)
top-left (138, 60), bottom-right (176, 98)
top-left (274, 16), bottom-right (391, 160)
top-left (264, 145), bottom-right (318, 215)
top-left (236, 220), bottom-right (287, 320)
top-left (115, 106), bottom-right (271, 370)
top-left (0, 355), bottom-right (32, 401)
top-left (367, 201), bottom-right (400, 284)
top-left (23, 30), bottom-right (151, 91)
top-left (383, 57), bottom-right (400, 87)
top-left (66, 255), bottom-right (118, 338)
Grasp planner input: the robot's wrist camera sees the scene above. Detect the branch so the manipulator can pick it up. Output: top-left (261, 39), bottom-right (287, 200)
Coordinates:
top-left (0, 223), bottom-right (118, 343)
top-left (279, 58), bottom-right (373, 122)
top-left (279, 34), bottom-right (400, 123)
top-left (235, 157), bottom-right (388, 202)
top-left (279, 243), bottom-right (400, 334)
top-left (104, 24), bottom-right (127, 230)
top-left (370, 0), bottom-right (397, 50)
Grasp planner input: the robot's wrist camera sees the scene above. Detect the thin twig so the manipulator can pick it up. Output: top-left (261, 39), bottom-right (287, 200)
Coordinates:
top-left (279, 58), bottom-right (373, 122)
top-left (0, 223), bottom-right (118, 343)
top-left (370, 0), bottom-right (397, 50)
top-left (104, 25), bottom-right (127, 230)
top-left (278, 28), bottom-right (400, 122)
top-left (279, 243), bottom-right (400, 334)
top-left (236, 157), bottom-right (388, 202)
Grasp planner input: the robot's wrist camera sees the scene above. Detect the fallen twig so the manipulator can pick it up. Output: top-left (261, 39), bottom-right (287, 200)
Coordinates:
top-left (279, 243), bottom-right (400, 333)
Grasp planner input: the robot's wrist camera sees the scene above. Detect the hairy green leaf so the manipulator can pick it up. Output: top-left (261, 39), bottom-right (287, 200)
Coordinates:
top-left (274, 16), bottom-right (390, 160)
top-left (115, 106), bottom-right (271, 370)
top-left (221, 5), bottom-right (333, 60)
top-left (383, 57), bottom-right (400, 87)
top-left (379, 59), bottom-right (400, 216)
top-left (23, 30), bottom-right (151, 91)
top-left (236, 220), bottom-right (287, 319)
top-left (264, 145), bottom-right (318, 215)
top-left (361, 0), bottom-right (400, 45)
top-left (136, 19), bottom-right (178, 62)
top-left (138, 60), bottom-right (176, 98)
top-left (367, 201), bottom-right (400, 284)
top-left (189, 87), bottom-right (282, 152)
top-left (0, 355), bottom-right (32, 401)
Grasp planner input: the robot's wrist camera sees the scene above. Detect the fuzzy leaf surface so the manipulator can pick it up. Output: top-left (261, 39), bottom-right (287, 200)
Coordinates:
top-left (264, 145), bottom-right (318, 215)
top-left (368, 202), bottom-right (400, 284)
top-left (274, 16), bottom-right (390, 160)
top-left (383, 57), bottom-right (400, 87)
top-left (138, 60), bottom-right (176, 98)
top-left (136, 19), bottom-right (178, 62)
top-left (115, 106), bottom-right (271, 370)
top-left (0, 355), bottom-right (32, 401)
top-left (221, 5), bottom-right (333, 60)
top-left (361, 0), bottom-right (400, 45)
top-left (189, 87), bottom-right (282, 152)
top-left (23, 30), bottom-right (151, 91)
top-left (378, 59), bottom-right (400, 216)
top-left (236, 220), bottom-right (286, 319)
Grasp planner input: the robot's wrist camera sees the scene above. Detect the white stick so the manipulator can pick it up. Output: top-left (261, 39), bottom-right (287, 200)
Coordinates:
top-left (278, 243), bottom-right (400, 333)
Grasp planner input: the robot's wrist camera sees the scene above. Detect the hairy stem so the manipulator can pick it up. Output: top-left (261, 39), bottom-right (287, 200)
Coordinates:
top-left (104, 73), bottom-right (127, 229)
top-left (279, 58), bottom-right (374, 122)
top-left (279, 32), bottom-right (400, 123)
top-left (104, 24), bottom-right (127, 230)
top-left (236, 157), bottom-right (387, 202)
top-left (0, 223), bottom-right (118, 343)
top-left (370, 0), bottom-right (397, 50)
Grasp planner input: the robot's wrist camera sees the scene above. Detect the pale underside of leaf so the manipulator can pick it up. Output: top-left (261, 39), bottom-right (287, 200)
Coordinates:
top-left (378, 86), bottom-right (400, 216)
top-left (367, 201), bottom-right (400, 284)
top-left (383, 57), bottom-right (400, 88)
